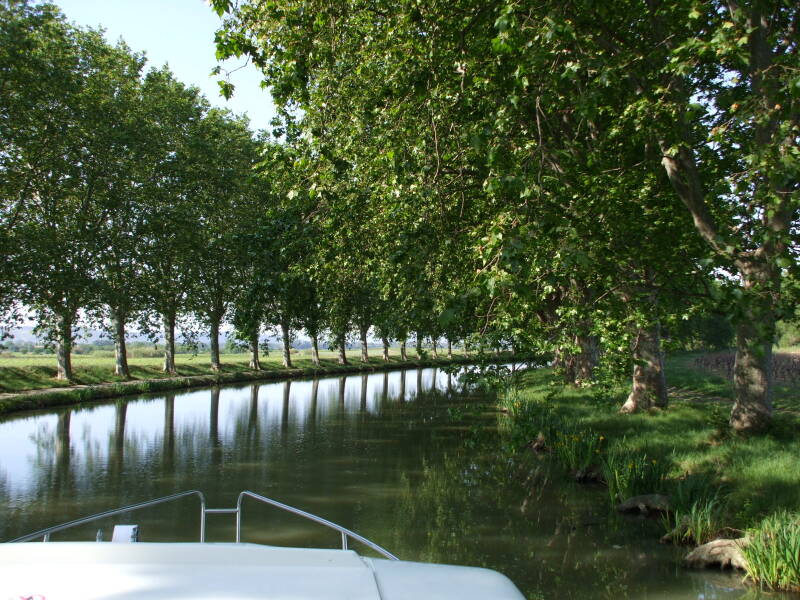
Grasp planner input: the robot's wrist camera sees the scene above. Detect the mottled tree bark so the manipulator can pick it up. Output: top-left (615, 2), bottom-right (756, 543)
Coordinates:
top-left (381, 337), bottom-right (390, 361)
top-left (311, 335), bottom-right (321, 366)
top-left (620, 322), bottom-right (668, 413)
top-left (415, 333), bottom-right (423, 357)
top-left (280, 321), bottom-right (292, 368)
top-left (571, 334), bottom-right (599, 385)
top-left (249, 329), bottom-right (261, 370)
top-left (55, 312), bottom-right (73, 381)
top-left (209, 319), bottom-right (221, 372)
top-left (431, 336), bottom-right (438, 358)
top-left (337, 332), bottom-right (348, 365)
top-left (162, 311), bottom-right (177, 375)
top-left (110, 307), bottom-right (130, 379)
top-left (447, 338), bottom-right (453, 359)
top-left (400, 339), bottom-right (408, 361)
top-left (730, 267), bottom-right (775, 432)
top-left (360, 324), bottom-right (369, 363)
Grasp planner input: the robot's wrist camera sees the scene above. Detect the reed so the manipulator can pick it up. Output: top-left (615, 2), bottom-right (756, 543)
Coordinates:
top-left (551, 427), bottom-right (604, 474)
top-left (742, 511), bottom-right (800, 592)
top-left (600, 444), bottom-right (671, 504)
top-left (661, 474), bottom-right (728, 545)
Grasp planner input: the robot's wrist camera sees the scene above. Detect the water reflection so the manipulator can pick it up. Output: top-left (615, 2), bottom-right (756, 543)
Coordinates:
top-left (0, 367), bottom-right (787, 600)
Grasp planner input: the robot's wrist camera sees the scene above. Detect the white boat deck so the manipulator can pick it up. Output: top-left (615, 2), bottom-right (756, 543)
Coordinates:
top-left (0, 542), bottom-right (525, 599)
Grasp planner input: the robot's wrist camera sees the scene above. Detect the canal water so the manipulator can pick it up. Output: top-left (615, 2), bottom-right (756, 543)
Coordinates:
top-left (0, 367), bottom-right (788, 599)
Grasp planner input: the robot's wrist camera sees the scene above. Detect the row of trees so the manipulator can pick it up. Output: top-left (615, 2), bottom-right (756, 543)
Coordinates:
top-left (2, 1), bottom-right (796, 433)
top-left (0, 2), bottom-right (482, 382)
top-left (209, 0), bottom-right (798, 432)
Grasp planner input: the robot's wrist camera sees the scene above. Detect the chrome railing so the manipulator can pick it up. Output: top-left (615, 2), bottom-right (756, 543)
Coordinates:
top-left (235, 491), bottom-right (398, 560)
top-left (7, 489), bottom-right (399, 561)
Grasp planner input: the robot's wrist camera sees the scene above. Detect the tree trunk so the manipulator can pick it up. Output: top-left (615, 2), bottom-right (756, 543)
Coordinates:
top-left (162, 311), bottom-right (177, 375)
top-left (729, 267), bottom-right (775, 432)
top-left (110, 307), bottom-right (130, 379)
top-left (360, 325), bottom-right (369, 363)
top-left (55, 311), bottom-right (73, 381)
top-left (431, 336), bottom-right (438, 358)
top-left (337, 332), bottom-right (348, 365)
top-left (400, 339), bottom-right (408, 361)
top-left (415, 333), bottom-right (423, 357)
top-left (311, 335), bottom-right (321, 366)
top-left (382, 337), bottom-right (390, 361)
top-left (570, 334), bottom-right (599, 386)
top-left (209, 318), bottom-right (221, 372)
top-left (280, 321), bottom-right (292, 368)
top-left (447, 338), bottom-right (453, 359)
top-left (249, 328), bottom-right (261, 370)
top-left (620, 322), bottom-right (668, 413)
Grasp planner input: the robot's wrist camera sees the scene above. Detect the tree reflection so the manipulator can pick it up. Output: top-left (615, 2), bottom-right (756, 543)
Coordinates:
top-left (210, 387), bottom-right (222, 466)
top-left (281, 380), bottom-right (291, 439)
top-left (163, 393), bottom-right (175, 471)
top-left (54, 409), bottom-right (73, 493)
top-left (360, 374), bottom-right (368, 412)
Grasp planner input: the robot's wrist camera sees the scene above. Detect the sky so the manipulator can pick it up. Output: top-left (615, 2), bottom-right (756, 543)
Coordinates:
top-left (54, 0), bottom-right (277, 132)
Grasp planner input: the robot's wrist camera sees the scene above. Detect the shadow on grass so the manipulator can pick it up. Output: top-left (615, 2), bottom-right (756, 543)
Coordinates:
top-left (509, 359), bottom-right (800, 529)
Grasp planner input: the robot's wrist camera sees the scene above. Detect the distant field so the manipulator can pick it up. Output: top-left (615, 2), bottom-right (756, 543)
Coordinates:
top-left (0, 347), bottom-right (449, 394)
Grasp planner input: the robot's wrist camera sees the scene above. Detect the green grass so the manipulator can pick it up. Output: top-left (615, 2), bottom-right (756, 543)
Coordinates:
top-left (504, 354), bottom-right (800, 589)
top-left (0, 348), bottom-right (452, 394)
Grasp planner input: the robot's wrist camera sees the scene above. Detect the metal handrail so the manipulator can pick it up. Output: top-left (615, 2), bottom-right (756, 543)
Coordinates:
top-left (236, 490), bottom-right (399, 561)
top-left (8, 490), bottom-right (207, 543)
top-left (6, 489), bottom-right (399, 560)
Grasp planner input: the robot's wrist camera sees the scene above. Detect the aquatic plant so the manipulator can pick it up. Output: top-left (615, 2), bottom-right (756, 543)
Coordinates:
top-left (741, 511), bottom-right (800, 592)
top-left (601, 444), bottom-right (671, 504)
top-left (666, 494), bottom-right (726, 545)
top-left (551, 428), bottom-right (604, 475)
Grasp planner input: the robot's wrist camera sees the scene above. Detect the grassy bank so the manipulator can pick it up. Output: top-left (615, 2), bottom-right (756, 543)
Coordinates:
top-left (0, 349), bottom-right (473, 416)
top-left (0, 348), bottom-right (456, 393)
top-left (503, 353), bottom-right (800, 591)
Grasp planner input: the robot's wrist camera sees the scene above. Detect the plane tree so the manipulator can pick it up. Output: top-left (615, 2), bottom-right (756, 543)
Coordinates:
top-left (184, 109), bottom-right (260, 371)
top-left (2, 4), bottom-right (146, 379)
top-left (137, 68), bottom-right (208, 375)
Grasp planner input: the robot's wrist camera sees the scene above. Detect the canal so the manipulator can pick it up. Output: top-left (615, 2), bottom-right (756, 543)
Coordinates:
top-left (0, 366), bottom-right (780, 599)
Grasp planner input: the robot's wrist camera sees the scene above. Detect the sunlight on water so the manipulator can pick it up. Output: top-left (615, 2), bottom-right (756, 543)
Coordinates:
top-left (0, 366), bottom-right (789, 600)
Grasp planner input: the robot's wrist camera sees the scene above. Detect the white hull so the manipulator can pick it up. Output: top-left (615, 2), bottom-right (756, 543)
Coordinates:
top-left (0, 542), bottom-right (525, 599)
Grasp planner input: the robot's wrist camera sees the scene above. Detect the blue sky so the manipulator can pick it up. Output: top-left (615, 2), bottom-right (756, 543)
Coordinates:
top-left (54, 0), bottom-right (277, 132)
